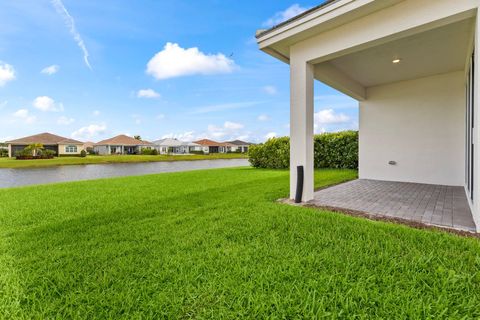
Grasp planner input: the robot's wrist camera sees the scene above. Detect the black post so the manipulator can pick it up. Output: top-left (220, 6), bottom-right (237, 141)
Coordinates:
top-left (295, 165), bottom-right (304, 203)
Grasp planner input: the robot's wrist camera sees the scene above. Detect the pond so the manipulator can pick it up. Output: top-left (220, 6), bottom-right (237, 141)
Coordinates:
top-left (0, 159), bottom-right (250, 188)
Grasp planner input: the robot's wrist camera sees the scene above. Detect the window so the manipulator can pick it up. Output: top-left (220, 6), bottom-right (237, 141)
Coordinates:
top-left (65, 145), bottom-right (77, 153)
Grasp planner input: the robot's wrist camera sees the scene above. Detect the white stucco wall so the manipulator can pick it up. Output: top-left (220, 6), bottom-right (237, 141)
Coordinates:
top-left (359, 71), bottom-right (465, 186)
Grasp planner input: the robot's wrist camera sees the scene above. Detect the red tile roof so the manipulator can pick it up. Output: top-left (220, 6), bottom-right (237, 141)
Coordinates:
top-left (95, 135), bottom-right (153, 146)
top-left (7, 132), bottom-right (83, 145)
top-left (193, 139), bottom-right (230, 147)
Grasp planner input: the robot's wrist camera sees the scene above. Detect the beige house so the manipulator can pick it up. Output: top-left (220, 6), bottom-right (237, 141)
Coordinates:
top-left (257, 0), bottom-right (479, 231)
top-left (94, 135), bottom-right (153, 155)
top-left (6, 132), bottom-right (85, 157)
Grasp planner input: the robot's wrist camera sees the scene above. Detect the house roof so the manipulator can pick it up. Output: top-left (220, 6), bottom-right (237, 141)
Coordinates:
top-left (7, 132), bottom-right (83, 145)
top-left (255, 0), bottom-right (337, 38)
top-left (193, 139), bottom-right (229, 147)
top-left (227, 140), bottom-right (253, 146)
top-left (95, 135), bottom-right (153, 146)
top-left (152, 138), bottom-right (185, 147)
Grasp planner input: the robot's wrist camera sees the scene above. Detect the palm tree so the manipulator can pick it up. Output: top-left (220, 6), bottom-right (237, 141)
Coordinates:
top-left (134, 135), bottom-right (142, 140)
top-left (27, 143), bottom-right (44, 157)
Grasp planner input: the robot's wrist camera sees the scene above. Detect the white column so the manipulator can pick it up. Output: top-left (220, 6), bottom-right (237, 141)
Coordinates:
top-left (290, 56), bottom-right (314, 201)
top-left (8, 144), bottom-right (12, 158)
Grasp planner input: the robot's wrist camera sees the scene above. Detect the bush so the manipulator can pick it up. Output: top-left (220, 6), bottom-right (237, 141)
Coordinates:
top-left (141, 148), bottom-right (158, 155)
top-left (248, 131), bottom-right (358, 169)
top-left (0, 149), bottom-right (8, 157)
top-left (189, 150), bottom-right (205, 155)
top-left (80, 150), bottom-right (87, 157)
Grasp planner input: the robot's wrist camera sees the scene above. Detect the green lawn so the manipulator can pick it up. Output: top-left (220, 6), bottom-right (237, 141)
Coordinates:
top-left (0, 153), bottom-right (247, 169)
top-left (0, 168), bottom-right (479, 319)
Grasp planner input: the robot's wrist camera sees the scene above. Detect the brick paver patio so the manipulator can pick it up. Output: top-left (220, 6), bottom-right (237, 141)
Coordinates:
top-left (311, 179), bottom-right (477, 233)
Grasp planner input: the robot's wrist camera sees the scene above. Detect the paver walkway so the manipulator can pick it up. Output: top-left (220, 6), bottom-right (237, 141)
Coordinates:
top-left (311, 179), bottom-right (476, 233)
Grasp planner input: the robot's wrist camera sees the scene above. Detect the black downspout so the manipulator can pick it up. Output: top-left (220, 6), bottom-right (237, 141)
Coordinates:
top-left (295, 165), bottom-right (304, 203)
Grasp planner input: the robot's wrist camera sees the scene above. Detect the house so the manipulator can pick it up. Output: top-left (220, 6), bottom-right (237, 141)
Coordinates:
top-left (226, 140), bottom-right (253, 153)
top-left (193, 139), bottom-right (229, 154)
top-left (94, 135), bottom-right (153, 155)
top-left (152, 138), bottom-right (202, 154)
top-left (257, 0), bottom-right (479, 232)
top-left (6, 132), bottom-right (84, 157)
top-left (83, 141), bottom-right (95, 153)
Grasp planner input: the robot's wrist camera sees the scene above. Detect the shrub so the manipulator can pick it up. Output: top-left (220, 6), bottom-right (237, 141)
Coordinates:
top-left (80, 150), bottom-right (87, 157)
top-left (189, 150), bottom-right (205, 155)
top-left (151, 149), bottom-right (159, 155)
top-left (248, 131), bottom-right (358, 169)
top-left (0, 149), bottom-right (8, 157)
top-left (141, 148), bottom-right (158, 155)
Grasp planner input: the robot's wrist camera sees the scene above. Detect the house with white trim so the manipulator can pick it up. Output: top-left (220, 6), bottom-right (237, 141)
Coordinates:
top-left (152, 138), bottom-right (202, 154)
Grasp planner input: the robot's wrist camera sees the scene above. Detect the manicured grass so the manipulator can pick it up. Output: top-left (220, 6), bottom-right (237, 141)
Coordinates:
top-left (0, 168), bottom-right (479, 319)
top-left (0, 153), bottom-right (247, 169)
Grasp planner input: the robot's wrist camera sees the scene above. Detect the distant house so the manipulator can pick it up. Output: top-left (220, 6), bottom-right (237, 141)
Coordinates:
top-left (193, 139), bottom-right (230, 154)
top-left (94, 135), bottom-right (153, 155)
top-left (6, 132), bottom-right (84, 157)
top-left (152, 138), bottom-right (202, 154)
top-left (226, 140), bottom-right (253, 153)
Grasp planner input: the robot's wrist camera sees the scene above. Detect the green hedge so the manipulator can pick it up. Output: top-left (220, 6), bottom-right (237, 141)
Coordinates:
top-left (248, 131), bottom-right (358, 169)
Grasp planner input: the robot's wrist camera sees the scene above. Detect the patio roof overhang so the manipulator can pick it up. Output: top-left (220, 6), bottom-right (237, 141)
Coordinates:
top-left (257, 0), bottom-right (477, 101)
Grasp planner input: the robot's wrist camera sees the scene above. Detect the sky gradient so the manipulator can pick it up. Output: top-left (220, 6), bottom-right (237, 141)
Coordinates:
top-left (0, 0), bottom-right (358, 143)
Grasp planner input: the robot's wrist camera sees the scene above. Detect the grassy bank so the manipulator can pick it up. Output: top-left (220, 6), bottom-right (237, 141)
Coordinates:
top-left (0, 168), bottom-right (479, 318)
top-left (0, 153), bottom-right (248, 169)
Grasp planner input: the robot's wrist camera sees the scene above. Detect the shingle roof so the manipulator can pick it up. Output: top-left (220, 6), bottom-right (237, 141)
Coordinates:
top-left (193, 139), bottom-right (229, 147)
top-left (256, 0), bottom-right (337, 39)
top-left (95, 135), bottom-right (153, 146)
top-left (227, 140), bottom-right (253, 146)
top-left (7, 132), bottom-right (83, 145)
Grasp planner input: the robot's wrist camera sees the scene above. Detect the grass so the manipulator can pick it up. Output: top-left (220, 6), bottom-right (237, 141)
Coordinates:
top-left (0, 167), bottom-right (479, 319)
top-left (0, 153), bottom-right (247, 169)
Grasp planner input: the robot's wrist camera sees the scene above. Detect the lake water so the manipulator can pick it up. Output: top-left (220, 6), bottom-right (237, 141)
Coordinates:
top-left (0, 159), bottom-right (250, 188)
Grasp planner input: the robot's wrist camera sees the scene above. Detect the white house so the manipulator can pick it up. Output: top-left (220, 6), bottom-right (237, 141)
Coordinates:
top-left (257, 0), bottom-right (480, 231)
top-left (152, 138), bottom-right (202, 154)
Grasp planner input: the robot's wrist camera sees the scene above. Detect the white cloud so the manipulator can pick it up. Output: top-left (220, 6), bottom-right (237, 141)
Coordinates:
top-left (41, 65), bottom-right (60, 75)
top-left (262, 4), bottom-right (309, 27)
top-left (314, 109), bottom-right (351, 133)
top-left (262, 85), bottom-right (277, 95)
top-left (13, 109), bottom-right (36, 124)
top-left (146, 42), bottom-right (236, 80)
top-left (33, 96), bottom-right (64, 112)
top-left (156, 114), bottom-right (165, 120)
top-left (51, 0), bottom-right (91, 69)
top-left (92, 110), bottom-right (100, 116)
top-left (137, 88), bottom-right (161, 99)
top-left (0, 63), bottom-right (15, 86)
top-left (224, 121), bottom-right (244, 130)
top-left (257, 114), bottom-right (269, 121)
top-left (71, 124), bottom-right (106, 140)
top-left (161, 131), bottom-right (196, 141)
top-left (265, 132), bottom-right (277, 140)
top-left (191, 101), bottom-right (261, 114)
top-left (57, 116), bottom-right (75, 125)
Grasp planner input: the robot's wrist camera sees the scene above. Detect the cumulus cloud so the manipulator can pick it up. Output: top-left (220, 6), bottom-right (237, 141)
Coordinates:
top-left (57, 116), bottom-right (75, 125)
top-left (13, 109), bottom-right (36, 124)
top-left (137, 88), bottom-right (160, 99)
top-left (0, 62), bottom-right (15, 86)
top-left (51, 0), bottom-right (91, 69)
top-left (262, 4), bottom-right (309, 27)
top-left (262, 85), bottom-right (277, 95)
top-left (224, 121), bottom-right (244, 130)
top-left (257, 114), bottom-right (269, 121)
top-left (204, 121), bottom-right (245, 139)
top-left (314, 109), bottom-right (351, 133)
top-left (146, 42), bottom-right (235, 80)
top-left (92, 110), bottom-right (100, 116)
top-left (33, 96), bottom-right (64, 112)
top-left (265, 132), bottom-right (277, 140)
top-left (41, 65), bottom-right (60, 75)
top-left (71, 124), bottom-right (106, 140)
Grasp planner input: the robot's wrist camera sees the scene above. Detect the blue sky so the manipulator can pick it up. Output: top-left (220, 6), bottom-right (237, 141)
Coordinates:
top-left (0, 0), bottom-right (358, 143)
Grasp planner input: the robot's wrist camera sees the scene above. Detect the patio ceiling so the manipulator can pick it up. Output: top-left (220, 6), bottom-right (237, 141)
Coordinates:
top-left (324, 18), bottom-right (475, 88)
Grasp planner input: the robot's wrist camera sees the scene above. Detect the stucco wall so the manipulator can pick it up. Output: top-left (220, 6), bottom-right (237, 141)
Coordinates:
top-left (58, 144), bottom-right (85, 155)
top-left (359, 71), bottom-right (465, 186)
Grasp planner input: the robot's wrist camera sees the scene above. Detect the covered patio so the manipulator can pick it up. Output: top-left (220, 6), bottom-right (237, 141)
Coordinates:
top-left (312, 179), bottom-right (476, 233)
top-left (257, 0), bottom-right (480, 232)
